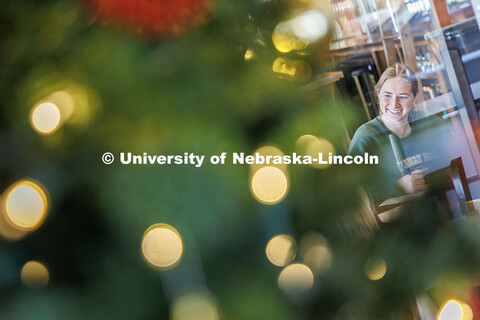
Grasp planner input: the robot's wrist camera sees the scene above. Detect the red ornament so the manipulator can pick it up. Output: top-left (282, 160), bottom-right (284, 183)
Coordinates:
top-left (82, 0), bottom-right (212, 37)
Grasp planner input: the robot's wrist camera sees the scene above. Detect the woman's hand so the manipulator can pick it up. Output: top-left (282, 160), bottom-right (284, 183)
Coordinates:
top-left (396, 169), bottom-right (427, 194)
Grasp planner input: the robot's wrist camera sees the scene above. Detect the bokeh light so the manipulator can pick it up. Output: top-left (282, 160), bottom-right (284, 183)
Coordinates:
top-left (272, 57), bottom-right (290, 74)
top-left (30, 102), bottom-right (61, 135)
top-left (171, 291), bottom-right (219, 320)
top-left (250, 166), bottom-right (289, 205)
top-left (462, 303), bottom-right (474, 320)
top-left (364, 257), bottom-right (387, 281)
top-left (438, 300), bottom-right (463, 320)
top-left (60, 85), bottom-right (98, 126)
top-left (278, 263), bottom-right (314, 293)
top-left (272, 57), bottom-right (312, 83)
top-left (437, 299), bottom-right (473, 320)
top-left (244, 49), bottom-right (254, 61)
top-left (4, 180), bottom-right (49, 231)
top-left (250, 145), bottom-right (287, 174)
top-left (272, 21), bottom-right (309, 53)
top-left (26, 79), bottom-right (99, 134)
top-left (21, 261), bottom-right (50, 288)
top-left (46, 91), bottom-right (75, 122)
top-left (141, 223), bottom-right (183, 269)
top-left (295, 135), bottom-right (336, 169)
top-left (291, 10), bottom-right (329, 43)
top-left (272, 9), bottom-right (329, 54)
top-left (266, 234), bottom-right (297, 267)
top-left (295, 134), bottom-right (317, 151)
top-left (300, 232), bottom-right (332, 275)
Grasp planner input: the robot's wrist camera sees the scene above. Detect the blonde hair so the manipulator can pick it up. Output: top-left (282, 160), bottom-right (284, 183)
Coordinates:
top-left (375, 64), bottom-right (418, 103)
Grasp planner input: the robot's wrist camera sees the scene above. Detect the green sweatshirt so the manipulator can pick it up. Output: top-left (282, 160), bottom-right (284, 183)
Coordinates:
top-left (348, 111), bottom-right (451, 203)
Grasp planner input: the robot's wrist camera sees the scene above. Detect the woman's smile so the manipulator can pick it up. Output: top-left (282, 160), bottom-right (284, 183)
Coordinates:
top-left (385, 107), bottom-right (405, 120)
top-left (388, 108), bottom-right (401, 114)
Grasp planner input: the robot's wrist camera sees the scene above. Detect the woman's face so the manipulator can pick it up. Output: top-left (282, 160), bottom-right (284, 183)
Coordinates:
top-left (378, 77), bottom-right (416, 124)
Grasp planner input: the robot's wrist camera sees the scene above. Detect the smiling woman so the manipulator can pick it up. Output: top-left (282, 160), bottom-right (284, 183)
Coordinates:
top-left (378, 77), bottom-right (416, 137)
top-left (348, 64), bottom-right (451, 203)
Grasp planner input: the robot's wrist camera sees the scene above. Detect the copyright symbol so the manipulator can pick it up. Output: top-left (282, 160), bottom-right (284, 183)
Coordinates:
top-left (102, 152), bottom-right (114, 165)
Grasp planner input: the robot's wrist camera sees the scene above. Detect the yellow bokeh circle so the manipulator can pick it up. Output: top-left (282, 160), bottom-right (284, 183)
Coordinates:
top-left (4, 180), bottom-right (49, 230)
top-left (30, 102), bottom-right (61, 135)
top-left (250, 166), bottom-right (289, 205)
top-left (21, 261), bottom-right (50, 287)
top-left (364, 257), bottom-right (387, 281)
top-left (141, 223), bottom-right (183, 270)
top-left (278, 263), bottom-right (314, 293)
top-left (171, 291), bottom-right (219, 320)
top-left (266, 234), bottom-right (296, 267)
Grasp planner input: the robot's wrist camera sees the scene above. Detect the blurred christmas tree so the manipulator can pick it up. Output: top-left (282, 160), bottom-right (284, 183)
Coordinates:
top-left (0, 0), bottom-right (480, 319)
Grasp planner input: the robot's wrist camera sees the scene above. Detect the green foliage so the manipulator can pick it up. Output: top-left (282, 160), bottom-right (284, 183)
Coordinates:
top-left (1, 0), bottom-right (480, 319)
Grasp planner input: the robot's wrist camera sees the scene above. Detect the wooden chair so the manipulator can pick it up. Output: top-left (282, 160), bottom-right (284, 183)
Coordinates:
top-left (376, 156), bottom-right (474, 222)
top-left (450, 157), bottom-right (473, 215)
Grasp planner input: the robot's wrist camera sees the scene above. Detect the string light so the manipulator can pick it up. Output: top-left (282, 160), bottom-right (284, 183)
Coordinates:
top-left (141, 223), bottom-right (183, 270)
top-left (300, 232), bottom-right (332, 275)
top-left (278, 263), bottom-right (314, 293)
top-left (266, 234), bottom-right (296, 267)
top-left (21, 261), bottom-right (49, 288)
top-left (171, 291), bottom-right (219, 320)
top-left (30, 102), bottom-right (61, 135)
top-left (0, 180), bottom-right (49, 240)
top-left (295, 135), bottom-right (336, 169)
top-left (272, 21), bottom-right (308, 53)
top-left (272, 57), bottom-right (312, 83)
top-left (244, 49), bottom-right (254, 61)
top-left (250, 145), bottom-right (287, 174)
top-left (291, 10), bottom-right (329, 43)
top-left (250, 166), bottom-right (289, 205)
top-left (46, 91), bottom-right (75, 122)
top-left (437, 299), bottom-right (473, 320)
top-left (30, 83), bottom-right (99, 132)
top-left (364, 257), bottom-right (387, 281)
top-left (272, 9), bottom-right (329, 54)
top-left (4, 180), bottom-right (48, 230)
